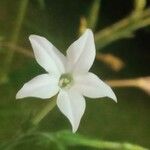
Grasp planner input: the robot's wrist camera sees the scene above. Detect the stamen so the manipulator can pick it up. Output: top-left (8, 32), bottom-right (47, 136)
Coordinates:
top-left (59, 73), bottom-right (73, 89)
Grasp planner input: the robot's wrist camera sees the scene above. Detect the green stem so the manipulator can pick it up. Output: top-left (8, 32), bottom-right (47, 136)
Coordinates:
top-left (32, 99), bottom-right (57, 126)
top-left (57, 131), bottom-right (148, 150)
top-left (4, 0), bottom-right (29, 74)
top-left (73, 139), bottom-right (147, 150)
top-left (95, 8), bottom-right (150, 50)
top-left (134, 0), bottom-right (146, 14)
top-left (87, 0), bottom-right (101, 30)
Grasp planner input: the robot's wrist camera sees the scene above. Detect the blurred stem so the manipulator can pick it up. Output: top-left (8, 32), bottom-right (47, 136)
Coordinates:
top-left (134, 0), bottom-right (146, 14)
top-left (1, 130), bottom-right (148, 150)
top-left (87, 0), bottom-right (101, 30)
top-left (32, 99), bottom-right (56, 126)
top-left (79, 17), bottom-right (88, 35)
top-left (107, 77), bottom-right (150, 95)
top-left (70, 139), bottom-right (147, 150)
top-left (106, 78), bottom-right (138, 87)
top-left (96, 53), bottom-right (125, 71)
top-left (37, 0), bottom-right (46, 10)
top-left (1, 42), bottom-right (33, 58)
top-left (56, 131), bottom-right (148, 150)
top-left (79, 0), bottom-right (100, 34)
top-left (3, 0), bottom-right (28, 75)
top-left (95, 8), bottom-right (150, 50)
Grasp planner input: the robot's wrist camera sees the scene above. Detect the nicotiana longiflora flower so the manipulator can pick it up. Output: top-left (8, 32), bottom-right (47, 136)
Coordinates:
top-left (16, 29), bottom-right (117, 133)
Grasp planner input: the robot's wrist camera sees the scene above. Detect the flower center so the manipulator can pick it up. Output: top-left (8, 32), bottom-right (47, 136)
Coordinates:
top-left (59, 73), bottom-right (73, 89)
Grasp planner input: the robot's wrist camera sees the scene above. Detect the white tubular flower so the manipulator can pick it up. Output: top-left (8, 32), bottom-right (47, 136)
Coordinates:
top-left (16, 29), bottom-right (117, 133)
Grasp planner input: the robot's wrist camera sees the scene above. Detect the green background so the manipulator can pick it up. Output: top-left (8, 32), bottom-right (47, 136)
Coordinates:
top-left (0, 0), bottom-right (150, 149)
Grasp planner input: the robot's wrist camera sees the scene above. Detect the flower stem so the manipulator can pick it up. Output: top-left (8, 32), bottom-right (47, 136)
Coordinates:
top-left (32, 98), bottom-right (57, 126)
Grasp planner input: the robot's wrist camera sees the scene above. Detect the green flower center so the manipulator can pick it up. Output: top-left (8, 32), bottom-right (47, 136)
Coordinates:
top-left (59, 73), bottom-right (73, 89)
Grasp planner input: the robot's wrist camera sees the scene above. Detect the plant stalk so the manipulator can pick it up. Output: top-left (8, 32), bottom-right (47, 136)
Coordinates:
top-left (32, 99), bottom-right (57, 126)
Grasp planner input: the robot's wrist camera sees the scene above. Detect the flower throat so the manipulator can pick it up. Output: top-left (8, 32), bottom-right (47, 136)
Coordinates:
top-left (59, 73), bottom-right (73, 88)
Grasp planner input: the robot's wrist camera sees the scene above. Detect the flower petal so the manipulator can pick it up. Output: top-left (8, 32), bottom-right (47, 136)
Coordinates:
top-left (73, 72), bottom-right (117, 102)
top-left (66, 29), bottom-right (96, 73)
top-left (57, 89), bottom-right (86, 133)
top-left (29, 35), bottom-right (66, 75)
top-left (16, 74), bottom-right (59, 99)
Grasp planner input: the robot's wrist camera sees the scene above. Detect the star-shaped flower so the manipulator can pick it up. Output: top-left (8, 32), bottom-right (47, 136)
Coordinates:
top-left (16, 29), bottom-right (117, 133)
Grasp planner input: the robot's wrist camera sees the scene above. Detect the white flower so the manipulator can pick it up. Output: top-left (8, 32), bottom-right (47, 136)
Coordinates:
top-left (16, 29), bottom-right (117, 133)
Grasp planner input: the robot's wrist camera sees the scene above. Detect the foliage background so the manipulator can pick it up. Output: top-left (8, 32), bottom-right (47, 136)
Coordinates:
top-left (0, 0), bottom-right (150, 149)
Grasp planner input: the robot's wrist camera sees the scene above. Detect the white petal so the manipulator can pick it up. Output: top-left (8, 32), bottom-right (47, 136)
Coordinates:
top-left (16, 74), bottom-right (59, 99)
top-left (66, 29), bottom-right (96, 73)
top-left (57, 89), bottom-right (86, 133)
top-left (73, 72), bottom-right (117, 102)
top-left (29, 35), bottom-right (66, 75)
